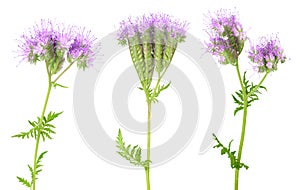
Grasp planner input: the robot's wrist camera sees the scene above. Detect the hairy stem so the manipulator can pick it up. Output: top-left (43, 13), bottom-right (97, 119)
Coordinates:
top-left (32, 64), bottom-right (52, 190)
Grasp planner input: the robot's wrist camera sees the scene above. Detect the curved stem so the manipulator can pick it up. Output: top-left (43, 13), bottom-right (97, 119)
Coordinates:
top-left (248, 72), bottom-right (268, 97)
top-left (32, 65), bottom-right (52, 190)
top-left (52, 62), bottom-right (74, 84)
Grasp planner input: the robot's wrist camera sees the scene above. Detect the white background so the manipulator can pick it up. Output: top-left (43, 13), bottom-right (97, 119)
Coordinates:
top-left (1, 0), bottom-right (299, 189)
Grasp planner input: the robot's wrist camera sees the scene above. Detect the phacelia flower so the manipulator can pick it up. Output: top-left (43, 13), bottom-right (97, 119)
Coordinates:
top-left (248, 36), bottom-right (286, 73)
top-left (206, 9), bottom-right (246, 65)
top-left (117, 13), bottom-right (188, 82)
top-left (17, 19), bottom-right (96, 73)
top-left (67, 28), bottom-right (96, 69)
top-left (117, 13), bottom-right (189, 46)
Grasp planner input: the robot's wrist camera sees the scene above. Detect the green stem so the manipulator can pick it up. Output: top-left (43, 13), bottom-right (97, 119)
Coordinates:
top-left (248, 72), bottom-right (268, 97)
top-left (146, 101), bottom-right (151, 162)
top-left (234, 61), bottom-right (248, 190)
top-left (145, 168), bottom-right (150, 190)
top-left (143, 76), bottom-right (163, 190)
top-left (32, 64), bottom-right (52, 190)
top-left (236, 62), bottom-right (245, 91)
top-left (234, 97), bottom-right (248, 190)
top-left (150, 78), bottom-right (161, 102)
top-left (145, 101), bottom-right (151, 190)
top-left (234, 64), bottom-right (268, 190)
top-left (52, 62), bottom-right (74, 84)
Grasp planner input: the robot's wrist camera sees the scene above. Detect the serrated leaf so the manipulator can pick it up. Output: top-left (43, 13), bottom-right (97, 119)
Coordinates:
top-left (213, 134), bottom-right (249, 170)
top-left (159, 81), bottom-right (171, 92)
top-left (46, 111), bottom-right (63, 123)
top-left (37, 151), bottom-right (48, 165)
top-left (259, 85), bottom-right (267, 91)
top-left (12, 128), bottom-right (37, 140)
top-left (17, 176), bottom-right (31, 187)
top-left (36, 169), bottom-right (42, 175)
top-left (41, 132), bottom-right (46, 141)
top-left (28, 164), bottom-right (34, 180)
top-left (131, 145), bottom-right (138, 156)
top-left (232, 94), bottom-right (243, 105)
top-left (44, 123), bottom-right (56, 128)
top-left (234, 106), bottom-right (244, 116)
top-left (43, 128), bottom-right (56, 134)
top-left (28, 120), bottom-right (37, 128)
top-left (28, 165), bottom-right (33, 173)
top-left (115, 129), bottom-right (150, 167)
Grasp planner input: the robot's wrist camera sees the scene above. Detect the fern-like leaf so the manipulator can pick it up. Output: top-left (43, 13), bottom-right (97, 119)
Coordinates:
top-left (44, 111), bottom-right (63, 123)
top-left (116, 129), bottom-right (151, 167)
top-left (213, 134), bottom-right (249, 170)
top-left (150, 81), bottom-right (171, 103)
top-left (37, 151), bottom-right (47, 167)
top-left (12, 121), bottom-right (38, 139)
top-left (17, 176), bottom-right (31, 187)
top-left (12, 111), bottom-right (62, 141)
top-left (232, 72), bottom-right (267, 115)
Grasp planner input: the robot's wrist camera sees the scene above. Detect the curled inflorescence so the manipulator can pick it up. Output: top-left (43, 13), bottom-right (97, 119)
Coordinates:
top-left (206, 9), bottom-right (246, 65)
top-left (248, 36), bottom-right (286, 73)
top-left (117, 13), bottom-right (188, 46)
top-left (117, 13), bottom-right (188, 83)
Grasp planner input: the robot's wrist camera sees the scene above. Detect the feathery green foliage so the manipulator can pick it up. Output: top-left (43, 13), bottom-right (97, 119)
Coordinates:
top-left (17, 177), bottom-right (31, 188)
top-left (17, 151), bottom-right (48, 188)
top-left (213, 134), bottom-right (249, 170)
top-left (116, 129), bottom-right (151, 168)
top-left (232, 72), bottom-right (267, 115)
top-left (12, 111), bottom-right (63, 140)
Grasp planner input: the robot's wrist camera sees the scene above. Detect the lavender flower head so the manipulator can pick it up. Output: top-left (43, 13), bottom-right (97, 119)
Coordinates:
top-left (17, 19), bottom-right (96, 73)
top-left (117, 13), bottom-right (189, 46)
top-left (248, 36), bottom-right (286, 73)
top-left (206, 9), bottom-right (246, 65)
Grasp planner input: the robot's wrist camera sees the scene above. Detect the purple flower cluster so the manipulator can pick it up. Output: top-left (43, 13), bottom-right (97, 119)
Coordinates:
top-left (206, 9), bottom-right (246, 65)
top-left (248, 36), bottom-right (286, 73)
top-left (18, 19), bottom-right (96, 71)
top-left (117, 13), bottom-right (189, 46)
